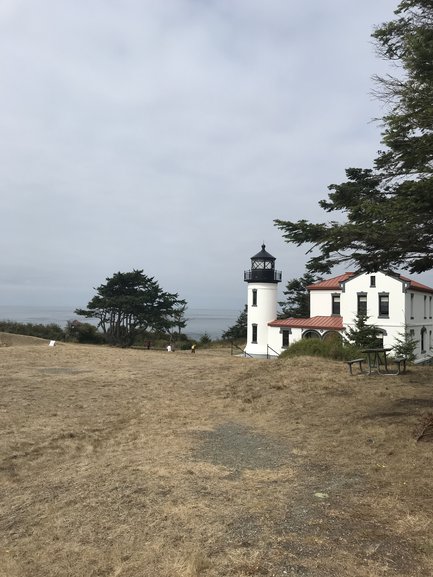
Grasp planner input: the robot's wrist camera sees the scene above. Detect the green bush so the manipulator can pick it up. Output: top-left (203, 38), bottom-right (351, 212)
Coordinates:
top-left (0, 320), bottom-right (65, 341)
top-left (64, 320), bottom-right (105, 344)
top-left (280, 337), bottom-right (361, 361)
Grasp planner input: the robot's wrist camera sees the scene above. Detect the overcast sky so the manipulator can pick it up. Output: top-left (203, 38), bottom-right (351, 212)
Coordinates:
top-left (3, 0), bottom-right (422, 311)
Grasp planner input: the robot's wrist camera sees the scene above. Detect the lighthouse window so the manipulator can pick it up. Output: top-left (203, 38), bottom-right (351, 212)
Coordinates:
top-left (252, 324), bottom-right (258, 343)
top-left (252, 289), bottom-right (257, 307)
top-left (252, 259), bottom-right (272, 270)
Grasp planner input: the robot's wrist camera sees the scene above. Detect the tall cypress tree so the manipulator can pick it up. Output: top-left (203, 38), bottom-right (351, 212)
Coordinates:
top-left (275, 0), bottom-right (433, 275)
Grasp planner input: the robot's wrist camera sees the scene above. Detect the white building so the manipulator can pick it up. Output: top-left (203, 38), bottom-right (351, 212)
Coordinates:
top-left (244, 246), bottom-right (433, 359)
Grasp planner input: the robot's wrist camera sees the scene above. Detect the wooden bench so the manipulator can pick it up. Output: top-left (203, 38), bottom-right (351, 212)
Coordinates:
top-left (394, 356), bottom-right (407, 374)
top-left (347, 358), bottom-right (366, 375)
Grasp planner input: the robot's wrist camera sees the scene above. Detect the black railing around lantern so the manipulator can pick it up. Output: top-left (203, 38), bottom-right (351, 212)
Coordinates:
top-left (244, 269), bottom-right (282, 283)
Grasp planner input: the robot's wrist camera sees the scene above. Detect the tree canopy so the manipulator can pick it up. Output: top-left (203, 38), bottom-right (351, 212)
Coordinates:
top-left (275, 0), bottom-right (433, 275)
top-left (75, 270), bottom-right (186, 346)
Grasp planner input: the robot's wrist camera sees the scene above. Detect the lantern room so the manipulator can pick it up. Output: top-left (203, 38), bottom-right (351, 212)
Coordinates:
top-left (244, 244), bottom-right (282, 284)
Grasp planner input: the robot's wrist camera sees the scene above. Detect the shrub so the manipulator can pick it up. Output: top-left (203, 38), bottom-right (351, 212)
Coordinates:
top-left (0, 320), bottom-right (65, 341)
top-left (280, 337), bottom-right (361, 361)
top-left (65, 320), bottom-right (105, 344)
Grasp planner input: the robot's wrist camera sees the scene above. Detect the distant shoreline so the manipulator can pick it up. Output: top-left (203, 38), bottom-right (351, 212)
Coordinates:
top-left (0, 305), bottom-right (241, 340)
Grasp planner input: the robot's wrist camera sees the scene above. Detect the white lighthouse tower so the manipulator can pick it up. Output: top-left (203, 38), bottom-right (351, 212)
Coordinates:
top-left (244, 244), bottom-right (282, 357)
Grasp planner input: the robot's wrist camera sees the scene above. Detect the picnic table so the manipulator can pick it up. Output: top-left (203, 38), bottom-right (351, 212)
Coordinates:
top-left (361, 348), bottom-right (406, 375)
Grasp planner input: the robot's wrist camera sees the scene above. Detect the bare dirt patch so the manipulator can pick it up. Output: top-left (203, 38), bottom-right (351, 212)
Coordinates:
top-left (0, 344), bottom-right (432, 576)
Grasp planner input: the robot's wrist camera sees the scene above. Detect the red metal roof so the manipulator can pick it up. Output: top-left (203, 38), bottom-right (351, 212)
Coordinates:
top-left (307, 272), bottom-right (433, 294)
top-left (307, 273), bottom-right (354, 290)
top-left (269, 316), bottom-right (344, 330)
top-left (399, 275), bottom-right (433, 294)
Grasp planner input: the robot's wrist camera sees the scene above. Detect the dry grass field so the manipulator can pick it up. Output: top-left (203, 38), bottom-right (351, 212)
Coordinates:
top-left (0, 334), bottom-right (432, 577)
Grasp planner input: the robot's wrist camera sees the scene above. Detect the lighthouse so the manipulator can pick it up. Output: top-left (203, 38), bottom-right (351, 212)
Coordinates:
top-left (244, 244), bottom-right (282, 357)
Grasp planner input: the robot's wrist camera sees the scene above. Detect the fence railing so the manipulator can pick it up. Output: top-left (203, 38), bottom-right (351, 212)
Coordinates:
top-left (267, 345), bottom-right (280, 359)
top-left (230, 342), bottom-right (253, 358)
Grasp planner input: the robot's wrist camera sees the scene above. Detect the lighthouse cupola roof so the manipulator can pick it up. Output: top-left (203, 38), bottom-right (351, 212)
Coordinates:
top-left (244, 243), bottom-right (282, 284)
top-left (251, 244), bottom-right (275, 262)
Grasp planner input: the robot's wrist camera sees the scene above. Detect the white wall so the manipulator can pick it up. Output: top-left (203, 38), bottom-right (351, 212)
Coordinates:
top-left (405, 291), bottom-right (433, 356)
top-left (310, 290), bottom-right (334, 317)
top-left (341, 272), bottom-right (406, 349)
top-left (267, 325), bottom-right (303, 356)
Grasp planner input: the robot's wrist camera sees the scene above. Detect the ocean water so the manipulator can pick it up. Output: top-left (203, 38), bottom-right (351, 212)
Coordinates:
top-left (0, 305), bottom-right (240, 341)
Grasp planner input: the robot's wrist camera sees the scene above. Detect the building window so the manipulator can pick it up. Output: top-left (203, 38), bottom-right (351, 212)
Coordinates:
top-left (252, 324), bottom-right (257, 343)
top-left (282, 331), bottom-right (289, 348)
top-left (376, 330), bottom-right (385, 348)
top-left (357, 293), bottom-right (367, 316)
top-left (252, 289), bottom-right (257, 307)
top-left (424, 295), bottom-right (427, 318)
top-left (421, 327), bottom-right (427, 354)
top-left (331, 294), bottom-right (340, 315)
top-left (410, 293), bottom-right (414, 319)
top-left (378, 293), bottom-right (389, 317)
top-left (430, 296), bottom-right (432, 319)
top-left (370, 275), bottom-right (376, 288)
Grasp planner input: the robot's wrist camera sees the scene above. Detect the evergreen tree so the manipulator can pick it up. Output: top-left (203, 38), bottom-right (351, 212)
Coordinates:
top-left (275, 1), bottom-right (433, 275)
top-left (75, 270), bottom-right (186, 347)
top-left (222, 306), bottom-right (247, 340)
top-left (278, 272), bottom-right (322, 318)
top-left (345, 314), bottom-right (383, 349)
top-left (393, 329), bottom-right (418, 361)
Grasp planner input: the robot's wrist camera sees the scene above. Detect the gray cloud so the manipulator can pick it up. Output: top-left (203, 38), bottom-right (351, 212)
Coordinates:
top-left (3, 0), bottom-right (427, 310)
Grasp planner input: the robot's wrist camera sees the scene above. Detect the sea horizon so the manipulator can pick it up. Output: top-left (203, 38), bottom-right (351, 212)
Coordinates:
top-left (0, 305), bottom-right (241, 340)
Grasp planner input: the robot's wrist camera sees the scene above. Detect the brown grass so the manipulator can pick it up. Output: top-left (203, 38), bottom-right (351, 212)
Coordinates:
top-left (0, 337), bottom-right (432, 576)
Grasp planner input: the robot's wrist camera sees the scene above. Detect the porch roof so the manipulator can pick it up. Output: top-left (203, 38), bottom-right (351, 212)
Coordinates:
top-left (269, 315), bottom-right (344, 330)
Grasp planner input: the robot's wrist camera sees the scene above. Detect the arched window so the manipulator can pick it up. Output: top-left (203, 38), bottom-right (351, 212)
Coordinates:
top-left (322, 331), bottom-right (342, 342)
top-left (303, 330), bottom-right (320, 340)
